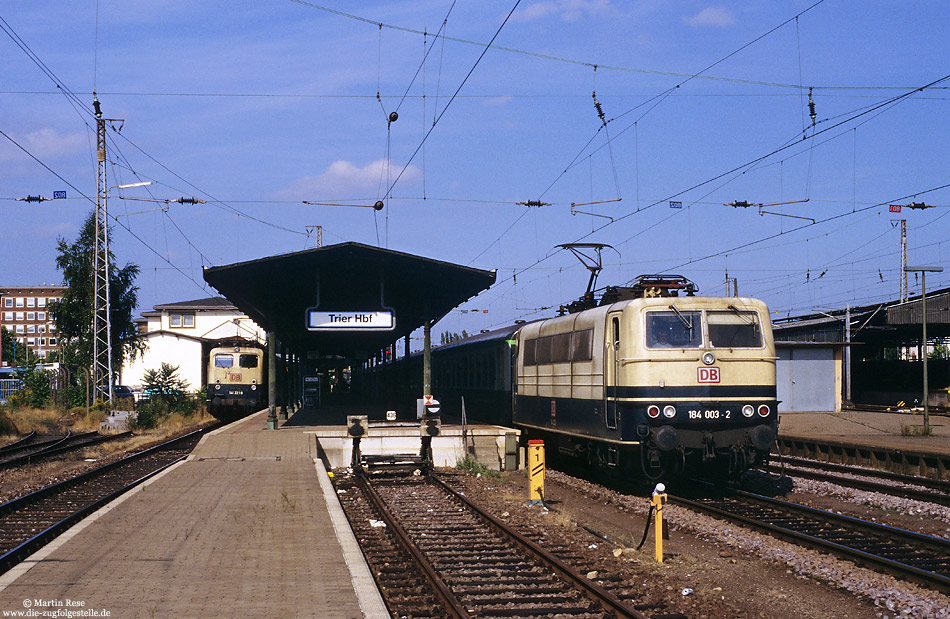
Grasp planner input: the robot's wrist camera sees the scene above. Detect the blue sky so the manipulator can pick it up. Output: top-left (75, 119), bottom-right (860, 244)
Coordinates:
top-left (2, 1), bottom-right (949, 343)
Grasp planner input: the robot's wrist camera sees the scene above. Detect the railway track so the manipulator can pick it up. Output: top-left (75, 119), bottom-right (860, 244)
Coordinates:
top-left (671, 486), bottom-right (950, 594)
top-left (768, 455), bottom-right (950, 506)
top-left (0, 430), bottom-right (134, 469)
top-left (0, 427), bottom-right (211, 575)
top-left (0, 429), bottom-right (37, 452)
top-left (334, 467), bottom-right (683, 618)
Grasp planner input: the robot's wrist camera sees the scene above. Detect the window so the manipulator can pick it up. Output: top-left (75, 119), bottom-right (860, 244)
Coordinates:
top-left (40, 338), bottom-right (47, 347)
top-left (571, 329), bottom-right (594, 361)
top-left (39, 325), bottom-right (46, 334)
top-left (646, 310), bottom-right (702, 349)
top-left (27, 338), bottom-right (35, 346)
top-left (2, 312), bottom-right (11, 321)
top-left (169, 313), bottom-right (195, 328)
top-left (524, 329), bottom-right (594, 365)
top-left (15, 298), bottom-right (24, 308)
top-left (16, 312), bottom-right (24, 321)
top-left (48, 337), bottom-right (57, 346)
top-left (15, 325), bottom-right (24, 334)
top-left (239, 354), bottom-right (259, 368)
top-left (523, 338), bottom-right (537, 366)
top-left (27, 312), bottom-right (35, 321)
top-left (49, 324), bottom-right (56, 333)
top-left (214, 354), bottom-right (234, 368)
top-left (708, 310), bottom-right (762, 348)
top-left (26, 297), bottom-right (35, 308)
top-left (27, 325), bottom-right (35, 334)
top-left (38, 312), bottom-right (46, 321)
top-left (37, 297), bottom-right (46, 308)
top-left (2, 298), bottom-right (11, 308)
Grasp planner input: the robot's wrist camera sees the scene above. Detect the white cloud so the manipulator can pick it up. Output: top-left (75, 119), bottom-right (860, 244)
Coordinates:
top-left (0, 127), bottom-right (86, 162)
top-left (486, 96), bottom-right (514, 106)
top-left (275, 159), bottom-right (421, 200)
top-left (514, 0), bottom-right (613, 22)
top-left (683, 6), bottom-right (736, 27)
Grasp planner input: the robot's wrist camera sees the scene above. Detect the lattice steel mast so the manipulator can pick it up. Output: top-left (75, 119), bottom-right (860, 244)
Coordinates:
top-left (92, 93), bottom-right (114, 406)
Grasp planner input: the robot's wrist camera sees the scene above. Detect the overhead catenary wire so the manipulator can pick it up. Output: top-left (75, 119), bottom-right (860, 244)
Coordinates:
top-left (382, 0), bottom-right (524, 202)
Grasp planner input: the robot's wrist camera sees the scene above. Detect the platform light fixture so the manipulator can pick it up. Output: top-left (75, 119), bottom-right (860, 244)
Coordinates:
top-left (904, 265), bottom-right (944, 432)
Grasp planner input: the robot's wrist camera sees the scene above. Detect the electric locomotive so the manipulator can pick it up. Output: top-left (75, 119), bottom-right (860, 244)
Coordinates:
top-left (514, 276), bottom-right (778, 480)
top-left (207, 345), bottom-right (265, 418)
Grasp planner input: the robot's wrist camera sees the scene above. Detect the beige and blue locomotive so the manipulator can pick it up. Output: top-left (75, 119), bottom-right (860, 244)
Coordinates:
top-left (207, 345), bottom-right (265, 418)
top-left (513, 277), bottom-right (777, 479)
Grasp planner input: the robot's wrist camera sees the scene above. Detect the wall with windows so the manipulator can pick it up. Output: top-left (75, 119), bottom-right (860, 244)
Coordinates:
top-left (0, 286), bottom-right (65, 365)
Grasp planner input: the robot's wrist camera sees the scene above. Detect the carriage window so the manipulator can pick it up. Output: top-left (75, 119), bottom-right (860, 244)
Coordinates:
top-left (708, 310), bottom-right (762, 348)
top-left (571, 328), bottom-right (593, 361)
top-left (239, 354), bottom-right (259, 368)
top-left (646, 311), bottom-right (702, 348)
top-left (550, 333), bottom-right (572, 362)
top-left (535, 336), bottom-right (553, 364)
top-left (523, 338), bottom-right (537, 365)
top-left (214, 354), bottom-right (234, 368)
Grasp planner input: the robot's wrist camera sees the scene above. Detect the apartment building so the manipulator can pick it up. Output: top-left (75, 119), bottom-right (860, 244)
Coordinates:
top-left (0, 286), bottom-right (66, 366)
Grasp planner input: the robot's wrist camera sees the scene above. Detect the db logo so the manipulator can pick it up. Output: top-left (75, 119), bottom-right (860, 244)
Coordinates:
top-left (697, 367), bottom-right (720, 383)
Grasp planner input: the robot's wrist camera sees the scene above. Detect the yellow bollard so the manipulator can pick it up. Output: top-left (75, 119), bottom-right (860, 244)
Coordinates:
top-left (651, 483), bottom-right (667, 562)
top-left (527, 440), bottom-right (545, 505)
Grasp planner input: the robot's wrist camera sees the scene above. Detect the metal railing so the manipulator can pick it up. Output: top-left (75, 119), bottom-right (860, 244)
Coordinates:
top-left (0, 379), bottom-right (22, 404)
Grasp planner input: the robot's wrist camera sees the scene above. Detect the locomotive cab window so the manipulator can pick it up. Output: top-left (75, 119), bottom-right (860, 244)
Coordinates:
top-left (646, 311), bottom-right (702, 348)
top-left (708, 310), bottom-right (762, 348)
top-left (214, 354), bottom-right (234, 368)
top-left (239, 354), bottom-right (259, 368)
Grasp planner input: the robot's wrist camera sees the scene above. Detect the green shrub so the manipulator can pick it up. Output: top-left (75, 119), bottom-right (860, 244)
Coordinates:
top-left (456, 454), bottom-right (499, 478)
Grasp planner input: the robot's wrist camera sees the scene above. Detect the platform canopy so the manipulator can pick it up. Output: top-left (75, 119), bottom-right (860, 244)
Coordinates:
top-left (203, 242), bottom-right (496, 360)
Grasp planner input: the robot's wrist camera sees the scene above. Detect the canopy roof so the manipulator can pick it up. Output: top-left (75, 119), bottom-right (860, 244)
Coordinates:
top-left (203, 242), bottom-right (496, 360)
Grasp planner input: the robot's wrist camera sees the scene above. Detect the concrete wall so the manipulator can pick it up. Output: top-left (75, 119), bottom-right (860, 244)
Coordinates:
top-left (313, 424), bottom-right (521, 471)
top-left (121, 334), bottom-right (204, 391)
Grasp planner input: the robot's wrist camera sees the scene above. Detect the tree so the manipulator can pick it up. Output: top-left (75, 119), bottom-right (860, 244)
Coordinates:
top-left (440, 330), bottom-right (470, 345)
top-left (1, 326), bottom-right (40, 367)
top-left (50, 211), bottom-right (142, 376)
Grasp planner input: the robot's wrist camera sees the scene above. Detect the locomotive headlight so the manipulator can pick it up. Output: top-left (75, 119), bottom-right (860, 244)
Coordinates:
top-left (252, 379), bottom-right (256, 384)
top-left (662, 405), bottom-right (676, 418)
top-left (647, 405), bottom-right (660, 419)
top-left (214, 384), bottom-right (221, 391)
top-left (757, 404), bottom-right (771, 417)
top-left (251, 384), bottom-right (257, 391)
top-left (702, 351), bottom-right (716, 365)
top-left (742, 404), bottom-right (754, 417)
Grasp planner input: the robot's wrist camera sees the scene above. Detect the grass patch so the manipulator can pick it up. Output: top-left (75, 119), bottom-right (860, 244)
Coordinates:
top-left (456, 454), bottom-right (500, 478)
top-left (1, 407), bottom-right (63, 434)
top-left (900, 423), bottom-right (935, 436)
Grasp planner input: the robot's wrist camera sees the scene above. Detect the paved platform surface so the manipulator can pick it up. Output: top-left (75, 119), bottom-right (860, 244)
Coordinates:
top-left (0, 409), bottom-right (388, 619)
top-left (779, 409), bottom-right (950, 455)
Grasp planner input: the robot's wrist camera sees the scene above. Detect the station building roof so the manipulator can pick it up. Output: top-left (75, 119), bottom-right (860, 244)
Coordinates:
top-left (203, 242), bottom-right (496, 361)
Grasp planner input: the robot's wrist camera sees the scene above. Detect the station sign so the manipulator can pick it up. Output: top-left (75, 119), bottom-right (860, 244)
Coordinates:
top-left (306, 310), bottom-right (394, 331)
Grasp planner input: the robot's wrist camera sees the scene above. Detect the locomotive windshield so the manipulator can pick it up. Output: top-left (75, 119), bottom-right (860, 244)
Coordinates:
top-left (214, 354), bottom-right (234, 368)
top-left (646, 311), bottom-right (702, 348)
top-left (708, 310), bottom-right (762, 348)
top-left (239, 354), bottom-right (259, 368)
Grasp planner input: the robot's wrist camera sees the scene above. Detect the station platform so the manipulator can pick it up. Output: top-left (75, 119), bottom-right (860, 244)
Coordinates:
top-left (778, 409), bottom-right (950, 455)
top-left (0, 408), bottom-right (388, 619)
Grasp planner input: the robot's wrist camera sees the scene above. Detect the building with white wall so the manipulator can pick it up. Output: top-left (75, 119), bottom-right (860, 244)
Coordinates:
top-left (120, 297), bottom-right (264, 392)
